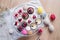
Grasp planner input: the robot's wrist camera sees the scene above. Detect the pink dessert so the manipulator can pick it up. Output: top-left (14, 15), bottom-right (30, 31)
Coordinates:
top-left (21, 29), bottom-right (27, 35)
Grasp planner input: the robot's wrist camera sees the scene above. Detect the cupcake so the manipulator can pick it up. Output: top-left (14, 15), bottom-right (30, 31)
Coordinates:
top-left (22, 12), bottom-right (29, 20)
top-left (30, 23), bottom-right (37, 29)
top-left (35, 18), bottom-right (41, 25)
top-left (27, 7), bottom-right (34, 14)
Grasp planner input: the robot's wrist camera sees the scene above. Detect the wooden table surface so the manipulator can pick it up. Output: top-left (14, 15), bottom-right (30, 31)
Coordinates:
top-left (0, 0), bottom-right (60, 40)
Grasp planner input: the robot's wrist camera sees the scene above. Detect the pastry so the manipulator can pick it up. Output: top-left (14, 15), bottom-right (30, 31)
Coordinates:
top-left (27, 7), bottom-right (34, 14)
top-left (22, 12), bottom-right (29, 20)
top-left (35, 18), bottom-right (41, 24)
top-left (21, 29), bottom-right (27, 35)
top-left (37, 7), bottom-right (43, 14)
top-left (30, 23), bottom-right (37, 29)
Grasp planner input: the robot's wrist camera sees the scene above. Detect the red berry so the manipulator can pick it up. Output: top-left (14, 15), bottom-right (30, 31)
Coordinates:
top-left (38, 29), bottom-right (43, 34)
top-left (33, 15), bottom-right (36, 19)
top-left (18, 19), bottom-right (22, 22)
top-left (18, 9), bottom-right (22, 13)
top-left (28, 20), bottom-right (31, 23)
top-left (14, 13), bottom-right (18, 17)
top-left (50, 14), bottom-right (56, 21)
top-left (15, 21), bottom-right (18, 26)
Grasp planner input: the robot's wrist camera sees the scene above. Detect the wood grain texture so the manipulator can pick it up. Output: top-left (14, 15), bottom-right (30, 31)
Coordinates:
top-left (0, 0), bottom-right (60, 40)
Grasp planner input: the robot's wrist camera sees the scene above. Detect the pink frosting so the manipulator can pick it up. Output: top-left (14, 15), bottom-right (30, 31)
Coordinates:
top-left (21, 29), bottom-right (27, 35)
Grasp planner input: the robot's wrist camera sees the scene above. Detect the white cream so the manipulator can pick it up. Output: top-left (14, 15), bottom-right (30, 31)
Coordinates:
top-left (26, 26), bottom-right (31, 31)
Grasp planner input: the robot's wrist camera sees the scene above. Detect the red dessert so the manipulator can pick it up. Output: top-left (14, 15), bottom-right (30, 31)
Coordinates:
top-left (18, 9), bottom-right (22, 13)
top-left (18, 26), bottom-right (23, 32)
top-left (22, 22), bottom-right (27, 27)
top-left (28, 20), bottom-right (31, 23)
top-left (38, 28), bottom-right (43, 34)
top-left (33, 15), bottom-right (36, 19)
top-left (22, 12), bottom-right (29, 19)
top-left (14, 13), bottom-right (18, 17)
top-left (18, 19), bottom-right (22, 22)
top-left (27, 7), bottom-right (34, 14)
top-left (50, 13), bottom-right (56, 21)
top-left (15, 21), bottom-right (18, 26)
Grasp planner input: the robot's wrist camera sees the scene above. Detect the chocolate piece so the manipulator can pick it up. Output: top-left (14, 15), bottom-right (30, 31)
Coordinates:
top-left (27, 7), bottom-right (34, 14)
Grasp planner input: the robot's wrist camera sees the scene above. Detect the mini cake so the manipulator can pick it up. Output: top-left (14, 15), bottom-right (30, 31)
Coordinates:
top-left (50, 13), bottom-right (56, 21)
top-left (17, 25), bottom-right (23, 32)
top-left (37, 7), bottom-right (43, 14)
top-left (35, 18), bottom-right (41, 25)
top-left (30, 23), bottom-right (37, 29)
top-left (22, 12), bottom-right (29, 20)
top-left (22, 21), bottom-right (27, 27)
top-left (27, 7), bottom-right (34, 14)
top-left (21, 29), bottom-right (28, 35)
top-left (25, 26), bottom-right (31, 31)
top-left (27, 30), bottom-right (33, 35)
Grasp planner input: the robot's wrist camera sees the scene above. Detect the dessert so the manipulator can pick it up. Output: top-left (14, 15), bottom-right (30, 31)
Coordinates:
top-left (22, 21), bottom-right (27, 27)
top-left (17, 26), bottom-right (23, 32)
top-left (30, 23), bottom-right (37, 29)
top-left (50, 13), bottom-right (56, 21)
top-left (22, 12), bottom-right (29, 20)
top-left (27, 7), bottom-right (34, 14)
top-left (27, 31), bottom-right (33, 35)
top-left (33, 15), bottom-right (36, 19)
top-left (37, 7), bottom-right (43, 14)
top-left (21, 29), bottom-right (27, 35)
top-left (25, 26), bottom-right (31, 31)
top-left (35, 18), bottom-right (41, 25)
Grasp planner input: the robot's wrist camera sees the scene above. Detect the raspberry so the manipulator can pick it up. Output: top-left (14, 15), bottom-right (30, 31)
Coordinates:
top-left (14, 13), bottom-right (18, 17)
top-left (38, 29), bottom-right (43, 34)
top-left (18, 19), bottom-right (22, 22)
top-left (28, 20), bottom-right (31, 23)
top-left (15, 21), bottom-right (18, 26)
top-left (33, 15), bottom-right (36, 19)
top-left (18, 9), bottom-right (22, 13)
